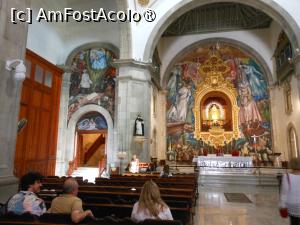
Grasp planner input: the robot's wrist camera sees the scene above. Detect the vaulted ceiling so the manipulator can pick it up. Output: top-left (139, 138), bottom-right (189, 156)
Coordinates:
top-left (163, 3), bottom-right (273, 37)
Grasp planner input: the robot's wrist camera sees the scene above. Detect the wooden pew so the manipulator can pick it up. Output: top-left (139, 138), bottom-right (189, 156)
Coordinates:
top-left (0, 213), bottom-right (183, 225)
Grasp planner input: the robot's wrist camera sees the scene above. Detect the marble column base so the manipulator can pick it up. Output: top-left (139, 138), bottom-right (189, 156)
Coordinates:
top-left (0, 175), bottom-right (18, 203)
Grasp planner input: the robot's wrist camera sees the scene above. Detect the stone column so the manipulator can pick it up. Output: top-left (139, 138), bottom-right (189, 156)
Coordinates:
top-left (0, 0), bottom-right (30, 202)
top-left (156, 90), bottom-right (168, 161)
top-left (55, 70), bottom-right (71, 176)
top-left (113, 59), bottom-right (153, 168)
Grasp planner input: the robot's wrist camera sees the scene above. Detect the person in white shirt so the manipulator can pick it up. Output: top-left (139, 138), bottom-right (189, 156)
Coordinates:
top-left (131, 180), bottom-right (173, 222)
top-left (279, 158), bottom-right (300, 225)
top-left (129, 154), bottom-right (140, 173)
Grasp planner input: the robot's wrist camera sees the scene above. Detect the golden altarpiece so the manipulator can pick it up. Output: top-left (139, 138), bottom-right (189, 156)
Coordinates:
top-left (193, 51), bottom-right (240, 148)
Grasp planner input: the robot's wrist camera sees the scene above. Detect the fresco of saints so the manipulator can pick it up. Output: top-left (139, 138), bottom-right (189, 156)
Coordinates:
top-left (90, 49), bottom-right (107, 70)
top-left (238, 80), bottom-right (262, 126)
top-left (239, 63), bottom-right (267, 100)
top-left (168, 82), bottom-right (191, 122)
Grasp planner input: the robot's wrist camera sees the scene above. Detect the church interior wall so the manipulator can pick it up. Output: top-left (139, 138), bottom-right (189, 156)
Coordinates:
top-left (27, 0), bottom-right (120, 65)
top-left (114, 64), bottom-right (152, 166)
top-left (132, 0), bottom-right (300, 63)
top-left (149, 86), bottom-right (157, 159)
top-left (55, 44), bottom-right (118, 175)
top-left (270, 74), bottom-right (300, 161)
top-left (164, 43), bottom-right (272, 162)
top-left (0, 0), bottom-right (30, 202)
top-left (26, 0), bottom-right (65, 65)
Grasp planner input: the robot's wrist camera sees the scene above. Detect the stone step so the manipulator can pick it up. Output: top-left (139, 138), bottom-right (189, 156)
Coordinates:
top-left (199, 174), bottom-right (279, 186)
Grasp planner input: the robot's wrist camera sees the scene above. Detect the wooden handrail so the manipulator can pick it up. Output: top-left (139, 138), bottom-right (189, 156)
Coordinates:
top-left (84, 134), bottom-right (106, 164)
top-left (67, 154), bottom-right (78, 176)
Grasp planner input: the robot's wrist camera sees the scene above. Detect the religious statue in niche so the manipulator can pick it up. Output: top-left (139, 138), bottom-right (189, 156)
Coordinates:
top-left (208, 104), bottom-right (221, 124)
top-left (202, 100), bottom-right (227, 131)
top-left (134, 114), bottom-right (144, 136)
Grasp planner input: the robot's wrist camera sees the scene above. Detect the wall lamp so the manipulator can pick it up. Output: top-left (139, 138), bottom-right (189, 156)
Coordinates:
top-left (5, 59), bottom-right (26, 81)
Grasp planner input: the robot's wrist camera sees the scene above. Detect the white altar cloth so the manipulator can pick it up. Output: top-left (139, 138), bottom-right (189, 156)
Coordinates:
top-left (193, 156), bottom-right (253, 167)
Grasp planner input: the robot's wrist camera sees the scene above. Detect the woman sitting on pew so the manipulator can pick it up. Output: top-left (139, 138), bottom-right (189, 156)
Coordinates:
top-left (7, 172), bottom-right (46, 216)
top-left (131, 180), bottom-right (173, 222)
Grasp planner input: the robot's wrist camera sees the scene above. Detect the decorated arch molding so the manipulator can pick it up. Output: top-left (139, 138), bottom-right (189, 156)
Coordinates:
top-left (193, 51), bottom-right (240, 147)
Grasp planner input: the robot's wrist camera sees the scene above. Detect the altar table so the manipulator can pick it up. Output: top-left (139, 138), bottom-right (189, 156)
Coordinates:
top-left (193, 156), bottom-right (253, 168)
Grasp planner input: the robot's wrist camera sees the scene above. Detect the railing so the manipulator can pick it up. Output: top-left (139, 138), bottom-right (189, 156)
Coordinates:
top-left (67, 155), bottom-right (78, 176)
top-left (84, 134), bottom-right (106, 164)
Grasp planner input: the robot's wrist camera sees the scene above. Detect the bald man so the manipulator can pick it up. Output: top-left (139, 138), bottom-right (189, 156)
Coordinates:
top-left (48, 178), bottom-right (93, 223)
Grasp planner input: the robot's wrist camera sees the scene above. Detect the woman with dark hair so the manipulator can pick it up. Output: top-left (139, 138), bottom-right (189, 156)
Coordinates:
top-left (7, 172), bottom-right (46, 216)
top-left (131, 180), bottom-right (173, 222)
top-left (279, 158), bottom-right (300, 225)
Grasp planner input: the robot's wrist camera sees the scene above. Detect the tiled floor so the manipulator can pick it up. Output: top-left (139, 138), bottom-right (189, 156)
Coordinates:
top-left (194, 184), bottom-right (290, 225)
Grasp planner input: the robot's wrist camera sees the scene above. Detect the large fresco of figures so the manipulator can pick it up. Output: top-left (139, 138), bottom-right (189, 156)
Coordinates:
top-left (68, 48), bottom-right (116, 120)
top-left (166, 43), bottom-right (272, 162)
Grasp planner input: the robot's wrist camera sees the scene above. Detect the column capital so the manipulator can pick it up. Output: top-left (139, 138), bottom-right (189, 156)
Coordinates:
top-left (57, 65), bottom-right (73, 73)
top-left (112, 59), bottom-right (157, 72)
top-left (112, 59), bottom-right (160, 87)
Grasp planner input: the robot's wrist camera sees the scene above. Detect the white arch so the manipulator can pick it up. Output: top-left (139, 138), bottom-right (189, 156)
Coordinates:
top-left (66, 105), bottom-right (114, 171)
top-left (136, 0), bottom-right (300, 61)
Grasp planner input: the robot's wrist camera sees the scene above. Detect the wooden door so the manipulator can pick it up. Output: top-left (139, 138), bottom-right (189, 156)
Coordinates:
top-left (14, 49), bottom-right (63, 177)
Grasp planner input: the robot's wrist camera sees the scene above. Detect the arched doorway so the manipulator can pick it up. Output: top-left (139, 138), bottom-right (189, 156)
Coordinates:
top-left (62, 104), bottom-right (114, 180)
top-left (75, 112), bottom-right (108, 169)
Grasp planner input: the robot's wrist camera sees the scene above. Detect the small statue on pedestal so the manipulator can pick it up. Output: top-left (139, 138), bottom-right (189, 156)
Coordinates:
top-left (134, 114), bottom-right (144, 136)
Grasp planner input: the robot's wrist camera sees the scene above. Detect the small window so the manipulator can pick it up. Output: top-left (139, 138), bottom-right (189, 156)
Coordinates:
top-left (34, 65), bottom-right (44, 83)
top-left (289, 127), bottom-right (299, 158)
top-left (25, 60), bottom-right (32, 78)
top-left (44, 71), bottom-right (53, 87)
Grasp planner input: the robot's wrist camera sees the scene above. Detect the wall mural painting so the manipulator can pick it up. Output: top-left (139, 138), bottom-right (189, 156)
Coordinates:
top-left (68, 48), bottom-right (116, 121)
top-left (166, 43), bottom-right (272, 163)
top-left (77, 112), bottom-right (107, 131)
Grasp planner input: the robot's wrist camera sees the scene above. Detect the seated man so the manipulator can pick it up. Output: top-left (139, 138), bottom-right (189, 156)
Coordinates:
top-left (7, 171), bottom-right (46, 216)
top-left (160, 165), bottom-right (172, 178)
top-left (47, 178), bottom-right (94, 223)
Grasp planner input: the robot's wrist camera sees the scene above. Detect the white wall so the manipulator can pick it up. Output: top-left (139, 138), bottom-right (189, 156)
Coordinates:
top-left (27, 0), bottom-right (65, 64)
top-left (26, 0), bottom-right (120, 65)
